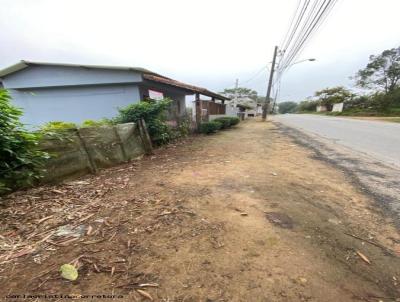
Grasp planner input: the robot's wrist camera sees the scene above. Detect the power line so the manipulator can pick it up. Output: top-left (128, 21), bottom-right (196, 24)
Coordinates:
top-left (281, 0), bottom-right (322, 66)
top-left (241, 65), bottom-right (269, 85)
top-left (262, 0), bottom-right (339, 112)
top-left (281, 0), bottom-right (335, 71)
top-left (279, 0), bottom-right (338, 72)
top-left (279, 0), bottom-right (303, 51)
top-left (281, 0), bottom-right (311, 54)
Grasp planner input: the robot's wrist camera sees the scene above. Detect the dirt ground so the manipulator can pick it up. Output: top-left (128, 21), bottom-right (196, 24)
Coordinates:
top-left (1, 119), bottom-right (400, 302)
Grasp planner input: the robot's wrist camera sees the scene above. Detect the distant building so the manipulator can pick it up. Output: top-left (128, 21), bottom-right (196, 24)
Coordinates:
top-left (224, 96), bottom-right (262, 118)
top-left (332, 102), bottom-right (344, 112)
top-left (316, 105), bottom-right (328, 112)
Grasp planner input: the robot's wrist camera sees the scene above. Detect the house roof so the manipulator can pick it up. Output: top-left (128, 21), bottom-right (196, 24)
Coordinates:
top-left (0, 60), bottom-right (229, 100)
top-left (0, 60), bottom-right (164, 78)
top-left (143, 74), bottom-right (230, 101)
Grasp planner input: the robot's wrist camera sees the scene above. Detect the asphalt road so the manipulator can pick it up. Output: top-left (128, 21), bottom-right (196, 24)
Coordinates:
top-left (274, 114), bottom-right (400, 168)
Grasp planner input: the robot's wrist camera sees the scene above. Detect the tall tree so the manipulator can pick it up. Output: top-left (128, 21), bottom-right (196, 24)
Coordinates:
top-left (220, 87), bottom-right (258, 100)
top-left (355, 46), bottom-right (400, 93)
top-left (315, 86), bottom-right (354, 110)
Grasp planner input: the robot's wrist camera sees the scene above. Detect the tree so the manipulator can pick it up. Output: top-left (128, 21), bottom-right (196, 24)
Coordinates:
top-left (0, 89), bottom-right (48, 194)
top-left (297, 100), bottom-right (318, 112)
top-left (220, 87), bottom-right (258, 100)
top-left (278, 101), bottom-right (298, 114)
top-left (355, 46), bottom-right (400, 93)
top-left (314, 86), bottom-right (354, 110)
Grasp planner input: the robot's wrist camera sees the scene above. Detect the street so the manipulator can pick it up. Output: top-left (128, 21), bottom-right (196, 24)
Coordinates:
top-left (274, 114), bottom-right (400, 168)
top-left (1, 120), bottom-right (399, 301)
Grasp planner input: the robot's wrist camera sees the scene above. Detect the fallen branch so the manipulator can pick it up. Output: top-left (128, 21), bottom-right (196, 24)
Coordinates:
top-left (344, 232), bottom-right (397, 257)
top-left (356, 250), bottom-right (371, 264)
top-left (136, 289), bottom-right (153, 301)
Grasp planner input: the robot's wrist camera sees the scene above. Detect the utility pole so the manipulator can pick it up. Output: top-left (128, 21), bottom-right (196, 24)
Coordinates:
top-left (271, 80), bottom-right (280, 113)
top-left (234, 78), bottom-right (239, 106)
top-left (262, 45), bottom-right (278, 121)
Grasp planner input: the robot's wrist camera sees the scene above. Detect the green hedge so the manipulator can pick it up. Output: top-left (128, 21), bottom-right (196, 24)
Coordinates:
top-left (199, 116), bottom-right (240, 135)
top-left (213, 116), bottom-right (240, 128)
top-left (199, 121), bottom-right (222, 134)
top-left (228, 117), bottom-right (240, 125)
top-left (213, 117), bottom-right (231, 129)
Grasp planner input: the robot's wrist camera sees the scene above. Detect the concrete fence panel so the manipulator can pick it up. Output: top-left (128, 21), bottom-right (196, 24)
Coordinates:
top-left (38, 123), bottom-right (145, 183)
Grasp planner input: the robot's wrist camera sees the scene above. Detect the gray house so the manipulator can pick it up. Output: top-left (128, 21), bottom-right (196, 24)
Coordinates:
top-left (0, 61), bottom-right (228, 127)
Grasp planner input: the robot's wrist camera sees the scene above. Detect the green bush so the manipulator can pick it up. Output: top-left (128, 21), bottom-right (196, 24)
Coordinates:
top-left (199, 121), bottom-right (222, 134)
top-left (172, 114), bottom-right (192, 139)
top-left (81, 119), bottom-right (112, 127)
top-left (227, 116), bottom-right (240, 125)
top-left (115, 98), bottom-right (173, 145)
top-left (0, 89), bottom-right (49, 194)
top-left (213, 117), bottom-right (231, 129)
top-left (40, 121), bottom-right (77, 131)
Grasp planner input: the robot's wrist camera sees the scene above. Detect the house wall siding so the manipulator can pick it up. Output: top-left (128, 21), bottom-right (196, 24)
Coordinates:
top-left (9, 84), bottom-right (141, 127)
top-left (2, 65), bottom-right (142, 89)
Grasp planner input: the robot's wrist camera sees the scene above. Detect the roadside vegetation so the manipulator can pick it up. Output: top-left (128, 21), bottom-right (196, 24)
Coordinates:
top-left (279, 46), bottom-right (400, 116)
top-left (199, 117), bottom-right (240, 134)
top-left (0, 90), bottom-right (49, 194)
top-left (0, 93), bottom-right (240, 193)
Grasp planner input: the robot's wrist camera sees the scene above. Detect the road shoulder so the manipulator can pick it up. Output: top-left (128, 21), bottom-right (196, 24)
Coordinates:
top-left (275, 121), bottom-right (400, 228)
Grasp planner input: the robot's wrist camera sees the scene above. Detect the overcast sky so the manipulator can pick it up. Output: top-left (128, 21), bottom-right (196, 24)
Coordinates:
top-left (1, 0), bottom-right (399, 102)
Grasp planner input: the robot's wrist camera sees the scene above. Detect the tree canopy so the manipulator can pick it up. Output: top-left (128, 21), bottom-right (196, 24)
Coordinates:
top-left (278, 101), bottom-right (298, 114)
top-left (220, 87), bottom-right (258, 100)
top-left (355, 46), bottom-right (400, 93)
top-left (314, 86), bottom-right (354, 109)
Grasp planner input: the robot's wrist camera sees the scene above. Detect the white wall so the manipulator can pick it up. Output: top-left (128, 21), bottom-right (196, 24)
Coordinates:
top-left (10, 84), bottom-right (141, 128)
top-left (225, 104), bottom-right (239, 116)
top-left (332, 102), bottom-right (344, 112)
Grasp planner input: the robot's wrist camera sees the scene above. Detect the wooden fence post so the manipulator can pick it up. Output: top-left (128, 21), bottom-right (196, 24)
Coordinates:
top-left (138, 119), bottom-right (154, 155)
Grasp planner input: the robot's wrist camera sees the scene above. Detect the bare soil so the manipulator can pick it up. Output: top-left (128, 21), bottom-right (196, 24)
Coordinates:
top-left (1, 119), bottom-right (400, 302)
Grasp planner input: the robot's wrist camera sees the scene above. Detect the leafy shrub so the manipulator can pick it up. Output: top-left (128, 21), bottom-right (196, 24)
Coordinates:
top-left (227, 116), bottom-right (240, 125)
top-left (0, 89), bottom-right (49, 194)
top-left (173, 114), bottom-right (192, 138)
top-left (115, 98), bottom-right (173, 145)
top-left (81, 119), bottom-right (112, 127)
top-left (147, 119), bottom-right (171, 144)
top-left (213, 117), bottom-right (231, 129)
top-left (199, 121), bottom-right (222, 134)
top-left (41, 121), bottom-right (77, 131)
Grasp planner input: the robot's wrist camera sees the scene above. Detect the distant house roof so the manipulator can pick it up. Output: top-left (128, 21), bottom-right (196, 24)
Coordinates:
top-left (143, 74), bottom-right (230, 101)
top-left (0, 60), bottom-right (229, 100)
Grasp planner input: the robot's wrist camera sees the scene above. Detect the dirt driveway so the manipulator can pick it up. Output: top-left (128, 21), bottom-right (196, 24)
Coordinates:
top-left (1, 119), bottom-right (399, 301)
